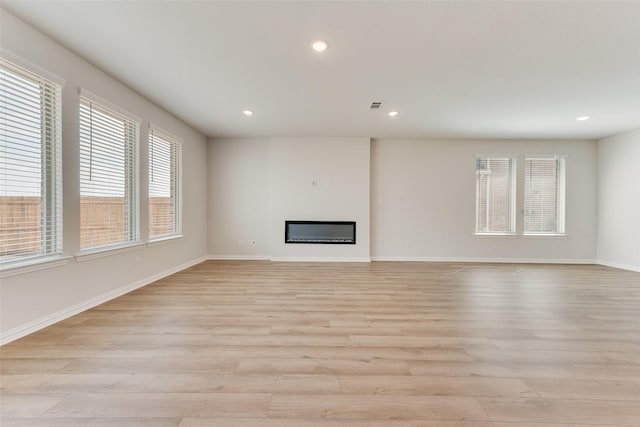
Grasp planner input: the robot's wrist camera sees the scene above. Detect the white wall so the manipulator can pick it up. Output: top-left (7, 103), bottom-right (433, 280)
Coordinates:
top-left (371, 139), bottom-right (598, 262)
top-left (208, 137), bottom-right (597, 263)
top-left (0, 10), bottom-right (208, 341)
top-left (597, 129), bottom-right (640, 271)
top-left (207, 137), bottom-right (371, 261)
top-left (208, 138), bottom-right (271, 259)
top-left (270, 137), bottom-right (370, 261)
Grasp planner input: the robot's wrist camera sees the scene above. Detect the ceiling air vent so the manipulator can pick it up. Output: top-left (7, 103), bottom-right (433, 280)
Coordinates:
top-left (369, 101), bottom-right (383, 110)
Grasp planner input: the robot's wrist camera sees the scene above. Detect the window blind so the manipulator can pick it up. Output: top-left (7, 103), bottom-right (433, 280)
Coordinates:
top-left (148, 127), bottom-right (182, 239)
top-left (79, 96), bottom-right (138, 250)
top-left (476, 158), bottom-right (515, 234)
top-left (524, 157), bottom-right (565, 234)
top-left (0, 59), bottom-right (62, 263)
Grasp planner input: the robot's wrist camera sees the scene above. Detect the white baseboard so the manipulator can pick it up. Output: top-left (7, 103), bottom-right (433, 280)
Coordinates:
top-left (0, 255), bottom-right (208, 346)
top-left (207, 254), bottom-right (599, 265)
top-left (207, 254), bottom-right (271, 261)
top-left (596, 259), bottom-right (640, 273)
top-left (270, 257), bottom-right (371, 262)
top-left (371, 256), bottom-right (597, 264)
top-left (207, 255), bottom-right (371, 262)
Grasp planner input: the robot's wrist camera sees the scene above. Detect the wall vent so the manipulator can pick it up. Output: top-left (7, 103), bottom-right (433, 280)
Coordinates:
top-left (369, 101), bottom-right (383, 110)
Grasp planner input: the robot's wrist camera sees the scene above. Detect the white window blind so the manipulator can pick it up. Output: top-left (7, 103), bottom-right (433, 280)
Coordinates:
top-left (524, 157), bottom-right (565, 235)
top-left (148, 127), bottom-right (182, 239)
top-left (79, 95), bottom-right (139, 250)
top-left (0, 58), bottom-right (62, 264)
top-left (476, 158), bottom-right (515, 234)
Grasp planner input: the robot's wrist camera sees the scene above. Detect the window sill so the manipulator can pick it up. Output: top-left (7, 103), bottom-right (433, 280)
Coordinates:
top-left (75, 242), bottom-right (144, 263)
top-left (148, 234), bottom-right (184, 247)
top-left (0, 255), bottom-right (72, 279)
top-left (474, 233), bottom-right (568, 239)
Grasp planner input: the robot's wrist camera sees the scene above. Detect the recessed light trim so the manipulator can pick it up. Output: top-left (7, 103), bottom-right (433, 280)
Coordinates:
top-left (242, 110), bottom-right (254, 116)
top-left (388, 111), bottom-right (398, 117)
top-left (576, 116), bottom-right (590, 121)
top-left (312, 40), bottom-right (328, 52)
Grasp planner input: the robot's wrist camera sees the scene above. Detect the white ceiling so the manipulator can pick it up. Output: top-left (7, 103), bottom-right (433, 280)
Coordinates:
top-left (3, 1), bottom-right (640, 140)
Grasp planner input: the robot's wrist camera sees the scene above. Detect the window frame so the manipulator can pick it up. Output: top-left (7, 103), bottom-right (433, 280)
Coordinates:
top-left (474, 156), bottom-right (517, 236)
top-left (523, 155), bottom-right (567, 236)
top-left (78, 89), bottom-right (140, 253)
top-left (148, 124), bottom-right (183, 242)
top-left (0, 55), bottom-right (64, 269)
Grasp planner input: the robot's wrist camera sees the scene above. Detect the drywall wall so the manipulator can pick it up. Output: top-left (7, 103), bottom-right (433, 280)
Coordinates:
top-left (207, 137), bottom-right (371, 261)
top-left (371, 139), bottom-right (598, 262)
top-left (597, 129), bottom-right (640, 271)
top-left (208, 137), bottom-right (596, 263)
top-left (269, 137), bottom-right (371, 261)
top-left (208, 138), bottom-right (271, 259)
top-left (0, 10), bottom-right (208, 341)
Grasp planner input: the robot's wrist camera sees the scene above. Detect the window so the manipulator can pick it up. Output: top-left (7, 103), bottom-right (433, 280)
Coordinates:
top-left (0, 59), bottom-right (62, 265)
top-left (524, 156), bottom-right (565, 235)
top-left (475, 157), bottom-right (515, 234)
top-left (148, 127), bottom-right (182, 239)
top-left (79, 94), bottom-right (139, 250)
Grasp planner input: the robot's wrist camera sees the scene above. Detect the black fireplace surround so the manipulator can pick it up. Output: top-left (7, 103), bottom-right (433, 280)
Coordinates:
top-left (285, 221), bottom-right (356, 244)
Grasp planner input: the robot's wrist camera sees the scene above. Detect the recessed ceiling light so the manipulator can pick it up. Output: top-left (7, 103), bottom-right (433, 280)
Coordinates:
top-left (242, 110), bottom-right (253, 116)
top-left (312, 40), bottom-right (328, 52)
top-left (388, 111), bottom-right (398, 117)
top-left (576, 116), bottom-right (590, 121)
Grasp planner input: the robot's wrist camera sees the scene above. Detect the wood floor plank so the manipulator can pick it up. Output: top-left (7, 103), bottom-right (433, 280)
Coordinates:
top-left (478, 397), bottom-right (640, 425)
top-left (349, 335), bottom-right (497, 348)
top-left (466, 348), bottom-right (640, 364)
top-left (492, 338), bottom-right (640, 352)
top-left (0, 418), bottom-right (182, 427)
top-left (337, 375), bottom-right (537, 397)
top-left (410, 423), bottom-right (631, 427)
top-left (57, 357), bottom-right (238, 374)
top-left (268, 394), bottom-right (489, 420)
top-left (177, 421), bottom-right (625, 427)
top-left (408, 361), bottom-right (590, 379)
top-left (178, 418), bottom-right (415, 427)
top-left (574, 364), bottom-right (640, 381)
top-left (237, 358), bottom-right (411, 375)
top-left (0, 344), bottom-right (159, 359)
top-left (0, 394), bottom-right (66, 418)
top-left (1, 373), bottom-right (156, 393)
top-left (0, 359), bottom-right (73, 374)
top-left (145, 373), bottom-right (340, 394)
top-left (523, 378), bottom-right (640, 401)
top-left (153, 345), bottom-right (474, 362)
top-left (41, 392), bottom-right (271, 418)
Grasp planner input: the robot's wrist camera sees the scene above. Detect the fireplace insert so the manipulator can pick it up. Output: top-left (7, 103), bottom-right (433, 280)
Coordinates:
top-left (285, 221), bottom-right (356, 244)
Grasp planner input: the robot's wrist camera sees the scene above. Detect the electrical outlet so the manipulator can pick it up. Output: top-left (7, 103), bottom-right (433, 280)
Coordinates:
top-left (135, 256), bottom-right (141, 266)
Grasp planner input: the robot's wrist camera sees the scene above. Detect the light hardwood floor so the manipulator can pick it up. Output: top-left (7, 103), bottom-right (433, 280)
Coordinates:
top-left (1, 260), bottom-right (640, 426)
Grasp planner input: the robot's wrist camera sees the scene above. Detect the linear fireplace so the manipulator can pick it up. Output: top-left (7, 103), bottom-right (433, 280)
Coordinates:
top-left (285, 221), bottom-right (356, 244)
